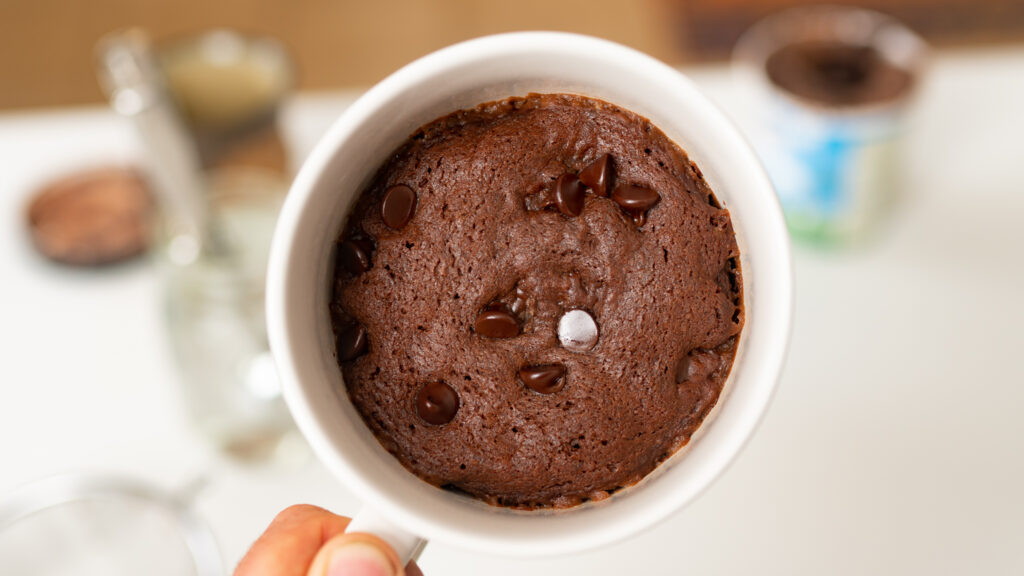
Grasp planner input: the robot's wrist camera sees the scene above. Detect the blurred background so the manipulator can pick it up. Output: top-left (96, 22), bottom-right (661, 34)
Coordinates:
top-left (3, 0), bottom-right (1024, 110)
top-left (2, 1), bottom-right (1023, 575)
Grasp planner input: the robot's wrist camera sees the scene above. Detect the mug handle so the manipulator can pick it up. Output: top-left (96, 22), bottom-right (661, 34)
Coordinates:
top-left (345, 506), bottom-right (427, 565)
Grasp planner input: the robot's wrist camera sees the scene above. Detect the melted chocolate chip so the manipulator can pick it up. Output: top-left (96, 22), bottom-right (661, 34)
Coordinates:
top-left (337, 237), bottom-right (374, 274)
top-left (674, 355), bottom-right (690, 383)
top-left (519, 364), bottom-right (566, 394)
top-left (554, 173), bottom-right (585, 217)
top-left (336, 323), bottom-right (368, 362)
top-left (579, 154), bottom-right (613, 197)
top-left (677, 348), bottom-right (722, 384)
top-left (381, 184), bottom-right (417, 229)
top-left (612, 184), bottom-right (660, 225)
top-left (416, 381), bottom-right (459, 425)
top-left (474, 306), bottom-right (521, 338)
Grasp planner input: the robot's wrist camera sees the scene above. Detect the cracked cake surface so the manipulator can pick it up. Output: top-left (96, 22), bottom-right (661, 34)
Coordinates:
top-left (329, 93), bottom-right (743, 508)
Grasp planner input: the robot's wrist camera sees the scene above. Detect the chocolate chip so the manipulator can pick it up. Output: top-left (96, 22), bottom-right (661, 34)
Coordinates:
top-left (612, 184), bottom-right (660, 225)
top-left (519, 364), bottom-right (566, 394)
top-left (579, 154), bottom-right (613, 197)
top-left (337, 237), bottom-right (374, 274)
top-left (416, 381), bottom-right (459, 425)
top-left (612, 184), bottom-right (660, 212)
top-left (336, 323), bottom-right (368, 362)
top-left (474, 305), bottom-right (521, 338)
top-left (554, 173), bottom-right (585, 217)
top-left (381, 184), bottom-right (417, 229)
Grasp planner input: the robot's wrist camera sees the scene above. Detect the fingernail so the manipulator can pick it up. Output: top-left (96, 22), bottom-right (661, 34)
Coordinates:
top-left (326, 542), bottom-right (397, 576)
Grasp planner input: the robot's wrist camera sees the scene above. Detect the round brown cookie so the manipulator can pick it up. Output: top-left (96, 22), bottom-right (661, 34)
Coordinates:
top-left (330, 93), bottom-right (744, 509)
top-left (26, 168), bottom-right (153, 266)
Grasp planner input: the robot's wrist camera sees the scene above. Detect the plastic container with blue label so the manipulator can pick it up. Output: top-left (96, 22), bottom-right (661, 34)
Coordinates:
top-left (734, 6), bottom-right (928, 245)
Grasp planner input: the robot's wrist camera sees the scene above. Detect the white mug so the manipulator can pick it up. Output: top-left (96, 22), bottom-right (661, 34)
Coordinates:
top-left (267, 32), bottom-right (792, 563)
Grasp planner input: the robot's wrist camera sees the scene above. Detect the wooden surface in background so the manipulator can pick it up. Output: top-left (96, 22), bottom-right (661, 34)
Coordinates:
top-left (0, 0), bottom-right (682, 110)
top-left (2, 0), bottom-right (1022, 110)
top-left (681, 0), bottom-right (1024, 56)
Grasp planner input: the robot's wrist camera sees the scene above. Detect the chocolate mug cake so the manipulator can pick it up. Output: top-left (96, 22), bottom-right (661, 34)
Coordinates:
top-left (329, 93), bottom-right (743, 509)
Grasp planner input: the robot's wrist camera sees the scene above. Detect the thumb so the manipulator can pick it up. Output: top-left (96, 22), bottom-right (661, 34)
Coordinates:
top-left (306, 532), bottom-right (405, 576)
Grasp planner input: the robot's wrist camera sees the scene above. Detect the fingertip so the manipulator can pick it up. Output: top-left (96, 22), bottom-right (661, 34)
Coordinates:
top-left (235, 506), bottom-right (352, 576)
top-left (306, 533), bottom-right (404, 576)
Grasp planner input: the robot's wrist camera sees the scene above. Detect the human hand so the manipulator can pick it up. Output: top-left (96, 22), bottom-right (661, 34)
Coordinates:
top-left (235, 505), bottom-right (424, 576)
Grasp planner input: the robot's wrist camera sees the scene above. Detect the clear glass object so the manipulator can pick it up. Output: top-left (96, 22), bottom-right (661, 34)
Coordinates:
top-left (158, 29), bottom-right (294, 175)
top-left (96, 28), bottom-right (298, 461)
top-left (0, 474), bottom-right (221, 576)
top-left (163, 169), bottom-right (294, 461)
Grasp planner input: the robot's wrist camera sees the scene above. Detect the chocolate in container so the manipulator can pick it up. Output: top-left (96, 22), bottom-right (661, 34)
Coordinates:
top-left (734, 6), bottom-right (928, 245)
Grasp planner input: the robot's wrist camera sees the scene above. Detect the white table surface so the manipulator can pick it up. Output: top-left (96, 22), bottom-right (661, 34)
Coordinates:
top-left (2, 46), bottom-right (1023, 575)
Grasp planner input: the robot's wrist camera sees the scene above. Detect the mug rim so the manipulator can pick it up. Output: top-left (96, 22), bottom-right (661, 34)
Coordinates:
top-left (268, 31), bottom-right (793, 556)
